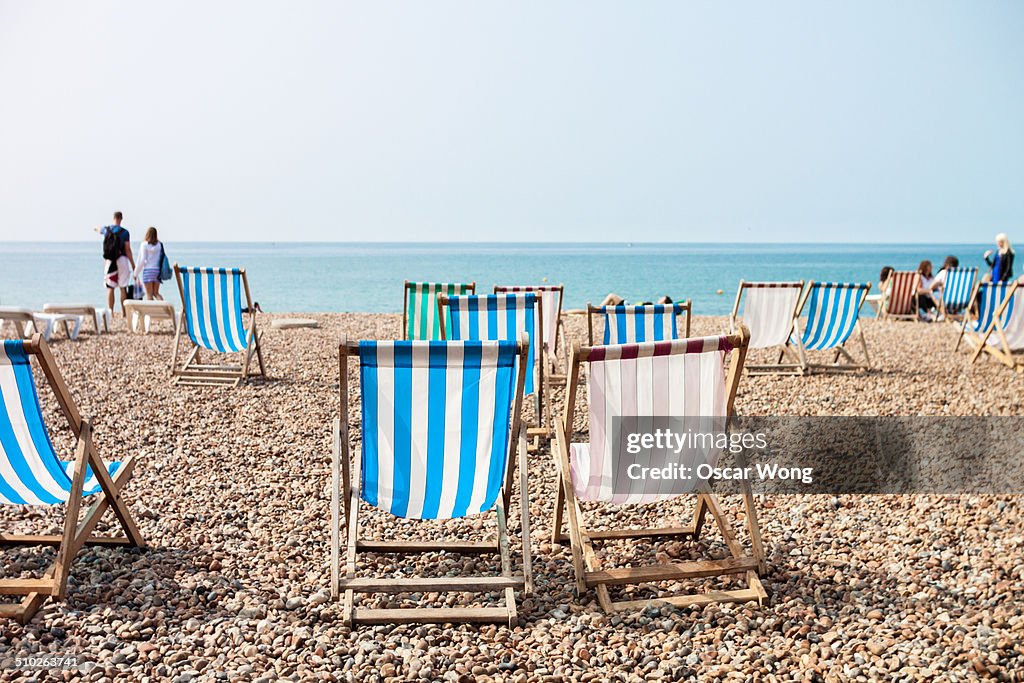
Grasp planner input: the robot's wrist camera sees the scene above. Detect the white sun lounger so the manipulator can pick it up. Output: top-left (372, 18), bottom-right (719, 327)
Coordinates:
top-left (124, 300), bottom-right (177, 334)
top-left (42, 304), bottom-right (112, 335)
top-left (0, 307), bottom-right (82, 342)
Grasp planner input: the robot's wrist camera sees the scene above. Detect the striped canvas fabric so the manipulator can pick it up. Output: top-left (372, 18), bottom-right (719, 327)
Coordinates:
top-left (358, 340), bottom-right (518, 520)
top-left (795, 283), bottom-right (869, 350)
top-left (740, 283), bottom-right (803, 348)
top-left (941, 268), bottom-right (977, 315)
top-left (571, 336), bottom-right (732, 505)
top-left (991, 287), bottom-right (1024, 350)
top-left (179, 267), bottom-right (250, 353)
top-left (600, 304), bottom-right (681, 345)
top-left (446, 293), bottom-right (538, 395)
top-left (0, 341), bottom-right (120, 505)
top-left (968, 283), bottom-right (1014, 334)
top-left (883, 271), bottom-right (920, 316)
top-left (494, 285), bottom-right (561, 355)
top-left (405, 283), bottom-right (473, 341)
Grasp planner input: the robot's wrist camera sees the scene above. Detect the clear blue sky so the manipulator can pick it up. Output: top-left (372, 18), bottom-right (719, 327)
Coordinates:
top-left (0, 2), bottom-right (1021, 243)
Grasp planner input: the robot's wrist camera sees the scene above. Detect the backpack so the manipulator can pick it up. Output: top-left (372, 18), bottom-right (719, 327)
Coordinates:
top-left (103, 227), bottom-right (124, 261)
top-left (159, 243), bottom-right (173, 282)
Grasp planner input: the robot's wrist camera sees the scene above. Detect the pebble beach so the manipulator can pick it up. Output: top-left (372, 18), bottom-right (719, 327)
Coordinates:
top-left (1, 312), bottom-right (1023, 682)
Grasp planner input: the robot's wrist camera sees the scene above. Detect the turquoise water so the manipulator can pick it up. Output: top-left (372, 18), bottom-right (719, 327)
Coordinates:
top-left (0, 242), bottom-right (991, 315)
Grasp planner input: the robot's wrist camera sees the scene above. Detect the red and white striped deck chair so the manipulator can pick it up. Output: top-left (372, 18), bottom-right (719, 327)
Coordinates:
top-left (494, 284), bottom-right (566, 382)
top-left (878, 270), bottom-right (922, 321)
top-left (551, 328), bottom-right (767, 613)
top-left (729, 281), bottom-right (806, 374)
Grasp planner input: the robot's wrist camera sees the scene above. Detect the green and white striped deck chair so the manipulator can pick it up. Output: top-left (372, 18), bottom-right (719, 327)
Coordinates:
top-left (402, 281), bottom-right (476, 341)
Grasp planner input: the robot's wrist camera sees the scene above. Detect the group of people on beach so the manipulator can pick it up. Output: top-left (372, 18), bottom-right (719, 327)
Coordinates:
top-left (879, 233), bottom-right (1016, 322)
top-left (93, 211), bottom-right (169, 314)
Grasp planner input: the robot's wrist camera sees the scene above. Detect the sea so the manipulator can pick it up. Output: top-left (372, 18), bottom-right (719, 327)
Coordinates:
top-left (0, 242), bottom-right (990, 316)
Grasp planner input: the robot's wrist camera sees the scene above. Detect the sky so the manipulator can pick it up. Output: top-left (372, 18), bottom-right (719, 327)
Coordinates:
top-left (0, 2), bottom-right (1021, 243)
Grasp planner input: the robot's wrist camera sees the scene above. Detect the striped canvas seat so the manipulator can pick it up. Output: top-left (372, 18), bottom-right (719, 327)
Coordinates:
top-left (551, 327), bottom-right (767, 612)
top-left (0, 341), bottom-right (121, 505)
top-left (593, 303), bottom-right (689, 345)
top-left (966, 283), bottom-right (1013, 334)
top-left (403, 282), bottom-right (475, 341)
top-left (880, 270), bottom-right (921, 319)
top-left (358, 340), bottom-right (519, 520)
top-left (333, 337), bottom-right (532, 626)
top-left (569, 337), bottom-right (731, 504)
top-left (793, 282), bottom-right (870, 350)
top-left (940, 267), bottom-right (977, 317)
top-left (963, 282), bottom-right (1024, 368)
top-left (733, 282), bottom-right (803, 349)
top-left (989, 286), bottom-right (1024, 350)
top-left (444, 293), bottom-right (539, 396)
top-left (494, 285), bottom-right (563, 370)
top-left (179, 267), bottom-right (251, 352)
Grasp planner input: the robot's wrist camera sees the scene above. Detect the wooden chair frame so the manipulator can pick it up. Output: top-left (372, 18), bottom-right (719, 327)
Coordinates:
top-left (585, 300), bottom-right (692, 346)
top-left (170, 265), bottom-right (266, 388)
top-left (0, 335), bottom-right (145, 623)
top-left (729, 280), bottom-right (806, 375)
top-left (401, 281), bottom-right (476, 341)
top-left (439, 293), bottom-right (553, 449)
top-left (785, 282), bottom-right (872, 373)
top-left (550, 327), bottom-right (768, 613)
top-left (878, 271), bottom-right (923, 322)
top-left (331, 337), bottom-right (533, 626)
top-left (967, 281), bottom-right (1023, 370)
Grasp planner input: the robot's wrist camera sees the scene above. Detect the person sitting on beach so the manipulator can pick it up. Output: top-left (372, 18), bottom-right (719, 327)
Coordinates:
top-left (134, 227), bottom-right (166, 301)
top-left (93, 211), bottom-right (136, 316)
top-left (916, 260), bottom-right (941, 321)
top-left (983, 233), bottom-right (1014, 283)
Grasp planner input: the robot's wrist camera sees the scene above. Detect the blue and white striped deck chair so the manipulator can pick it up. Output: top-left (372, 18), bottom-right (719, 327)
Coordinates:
top-left (969, 281), bottom-right (1024, 369)
top-left (172, 265), bottom-right (265, 387)
top-left (331, 338), bottom-right (532, 626)
top-left (439, 292), bottom-right (552, 442)
top-left (789, 282), bottom-right (872, 372)
top-left (939, 267), bottom-right (978, 321)
top-left (586, 302), bottom-right (692, 346)
top-left (0, 336), bottom-right (144, 623)
top-left (957, 281), bottom-right (1016, 353)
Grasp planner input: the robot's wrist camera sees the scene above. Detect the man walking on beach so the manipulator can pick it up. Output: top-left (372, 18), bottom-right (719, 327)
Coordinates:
top-left (93, 211), bottom-right (136, 316)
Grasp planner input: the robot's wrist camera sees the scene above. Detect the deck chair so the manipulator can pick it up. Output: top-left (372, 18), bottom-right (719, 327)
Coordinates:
top-left (402, 281), bottom-right (476, 340)
top-left (550, 329), bottom-right (766, 613)
top-left (0, 336), bottom-right (144, 623)
top-left (171, 265), bottom-right (265, 387)
top-left (878, 270), bottom-right (922, 321)
top-left (586, 301), bottom-right (692, 346)
top-left (729, 281), bottom-right (805, 374)
top-left (440, 293), bottom-right (551, 446)
top-left (969, 281), bottom-right (1023, 370)
top-left (788, 282), bottom-right (872, 372)
top-left (937, 267), bottom-right (977, 322)
top-left (332, 338), bottom-right (532, 626)
top-left (494, 284), bottom-right (566, 382)
top-left (955, 281), bottom-right (1015, 353)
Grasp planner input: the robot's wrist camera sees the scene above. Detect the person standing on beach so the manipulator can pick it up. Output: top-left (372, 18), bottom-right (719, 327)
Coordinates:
top-left (983, 233), bottom-right (1014, 283)
top-left (134, 227), bottom-right (166, 300)
top-left (93, 211), bottom-right (136, 315)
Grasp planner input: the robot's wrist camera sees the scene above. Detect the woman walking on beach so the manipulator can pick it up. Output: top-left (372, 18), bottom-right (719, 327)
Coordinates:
top-left (135, 227), bottom-right (166, 300)
top-left (983, 233), bottom-right (1014, 283)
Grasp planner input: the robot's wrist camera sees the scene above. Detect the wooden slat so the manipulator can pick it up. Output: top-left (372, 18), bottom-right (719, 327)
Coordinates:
top-left (611, 587), bottom-right (764, 611)
top-left (585, 556), bottom-right (758, 587)
top-left (0, 579), bottom-right (56, 596)
top-left (0, 603), bottom-right (27, 619)
top-left (558, 526), bottom-right (696, 542)
top-left (354, 607), bottom-right (511, 625)
top-left (356, 540), bottom-right (497, 554)
top-left (339, 576), bottom-right (523, 594)
top-left (0, 534), bottom-right (131, 547)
